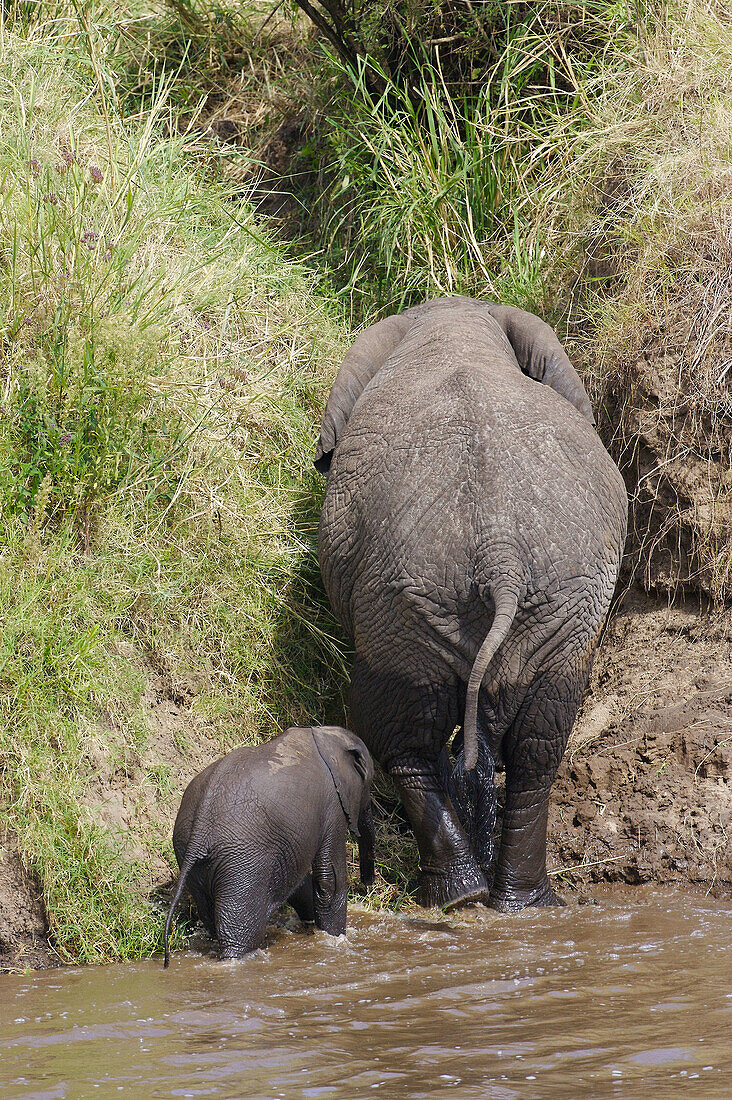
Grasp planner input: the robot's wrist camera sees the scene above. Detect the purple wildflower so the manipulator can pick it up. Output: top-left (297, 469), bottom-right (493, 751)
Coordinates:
top-left (58, 432), bottom-right (72, 446)
top-left (89, 165), bottom-right (103, 183)
top-left (81, 230), bottom-right (98, 250)
top-left (56, 151), bottom-right (77, 174)
top-left (43, 192), bottom-right (59, 205)
top-left (28, 158), bottom-right (40, 177)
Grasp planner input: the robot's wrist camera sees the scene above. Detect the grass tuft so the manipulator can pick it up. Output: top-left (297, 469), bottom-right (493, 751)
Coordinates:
top-left (310, 2), bottom-right (638, 317)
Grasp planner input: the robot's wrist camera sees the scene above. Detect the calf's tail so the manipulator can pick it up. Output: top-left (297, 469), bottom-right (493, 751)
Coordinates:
top-left (163, 849), bottom-right (198, 969)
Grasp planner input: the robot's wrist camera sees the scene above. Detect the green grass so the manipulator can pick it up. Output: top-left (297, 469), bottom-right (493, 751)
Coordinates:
top-left (311, 2), bottom-right (639, 318)
top-left (0, 8), bottom-right (353, 963)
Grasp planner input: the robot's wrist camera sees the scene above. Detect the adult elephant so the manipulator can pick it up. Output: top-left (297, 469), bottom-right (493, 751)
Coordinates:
top-left (315, 296), bottom-right (627, 913)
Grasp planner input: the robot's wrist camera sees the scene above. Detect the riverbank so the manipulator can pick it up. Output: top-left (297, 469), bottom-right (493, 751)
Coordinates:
top-left (0, 9), bottom-right (350, 968)
top-left (4, 587), bottom-right (730, 972)
top-left (1, 2), bottom-right (730, 971)
top-left (552, 593), bottom-right (731, 898)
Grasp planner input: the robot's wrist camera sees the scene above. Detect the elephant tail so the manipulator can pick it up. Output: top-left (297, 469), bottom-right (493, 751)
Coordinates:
top-left (163, 846), bottom-right (202, 969)
top-left (463, 583), bottom-right (520, 771)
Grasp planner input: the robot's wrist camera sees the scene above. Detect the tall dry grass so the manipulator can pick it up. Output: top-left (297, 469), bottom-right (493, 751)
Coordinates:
top-left (566, 1), bottom-right (732, 601)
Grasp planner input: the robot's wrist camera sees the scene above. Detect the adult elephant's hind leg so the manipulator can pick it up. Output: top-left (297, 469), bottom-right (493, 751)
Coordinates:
top-left (350, 660), bottom-right (487, 910)
top-left (489, 784), bottom-right (560, 912)
top-left (395, 764), bottom-right (489, 909)
top-left (489, 666), bottom-right (585, 912)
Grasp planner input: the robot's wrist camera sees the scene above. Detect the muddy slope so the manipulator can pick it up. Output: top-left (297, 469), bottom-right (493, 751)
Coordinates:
top-left (549, 591), bottom-right (731, 896)
top-left (0, 837), bottom-right (54, 971)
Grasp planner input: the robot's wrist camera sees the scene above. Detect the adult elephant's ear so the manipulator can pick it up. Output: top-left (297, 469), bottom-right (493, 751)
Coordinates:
top-left (485, 303), bottom-right (596, 426)
top-left (311, 726), bottom-right (374, 836)
top-left (315, 313), bottom-right (412, 472)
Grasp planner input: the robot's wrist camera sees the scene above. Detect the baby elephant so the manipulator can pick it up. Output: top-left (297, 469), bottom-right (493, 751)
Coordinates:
top-left (163, 725), bottom-right (375, 965)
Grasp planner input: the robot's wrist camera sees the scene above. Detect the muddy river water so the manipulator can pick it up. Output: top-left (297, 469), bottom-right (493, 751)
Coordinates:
top-left (0, 888), bottom-right (730, 1098)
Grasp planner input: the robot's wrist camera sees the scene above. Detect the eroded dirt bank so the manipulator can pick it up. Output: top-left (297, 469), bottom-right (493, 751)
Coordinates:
top-left (0, 840), bottom-right (51, 970)
top-left (550, 592), bottom-right (731, 896)
top-left (2, 588), bottom-right (729, 971)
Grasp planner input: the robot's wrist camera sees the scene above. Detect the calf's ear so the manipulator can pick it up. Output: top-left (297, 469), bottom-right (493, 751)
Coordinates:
top-left (311, 727), bottom-right (373, 836)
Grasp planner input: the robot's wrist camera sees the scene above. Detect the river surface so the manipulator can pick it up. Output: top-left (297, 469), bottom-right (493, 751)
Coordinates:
top-left (0, 888), bottom-right (730, 1098)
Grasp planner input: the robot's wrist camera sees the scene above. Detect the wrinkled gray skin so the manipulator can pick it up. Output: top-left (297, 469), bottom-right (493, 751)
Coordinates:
top-left (164, 726), bottom-right (375, 965)
top-left (316, 296), bottom-right (627, 913)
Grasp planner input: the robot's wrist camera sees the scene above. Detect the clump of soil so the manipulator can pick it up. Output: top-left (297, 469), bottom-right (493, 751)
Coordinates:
top-left (548, 590), bottom-right (731, 897)
top-left (0, 837), bottom-right (56, 972)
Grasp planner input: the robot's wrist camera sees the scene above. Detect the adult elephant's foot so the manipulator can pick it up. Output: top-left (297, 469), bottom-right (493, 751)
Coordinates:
top-left (394, 768), bottom-right (488, 909)
top-left (219, 947), bottom-right (254, 960)
top-left (415, 863), bottom-right (489, 910)
top-left (487, 878), bottom-right (564, 912)
top-left (488, 786), bottom-right (564, 912)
